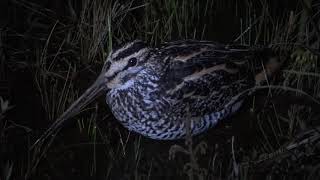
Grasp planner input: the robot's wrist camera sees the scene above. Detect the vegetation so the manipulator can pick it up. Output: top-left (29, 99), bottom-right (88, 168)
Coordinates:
top-left (1, 0), bottom-right (320, 179)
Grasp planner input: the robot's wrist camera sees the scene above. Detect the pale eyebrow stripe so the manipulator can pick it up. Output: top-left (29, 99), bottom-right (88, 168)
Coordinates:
top-left (111, 40), bottom-right (144, 60)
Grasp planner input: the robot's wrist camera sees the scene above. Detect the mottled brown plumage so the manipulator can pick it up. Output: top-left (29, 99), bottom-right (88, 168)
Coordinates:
top-left (35, 40), bottom-right (280, 144)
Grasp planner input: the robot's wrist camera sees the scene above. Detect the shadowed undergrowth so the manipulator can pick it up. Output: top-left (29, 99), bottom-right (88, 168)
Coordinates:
top-left (1, 0), bottom-right (320, 179)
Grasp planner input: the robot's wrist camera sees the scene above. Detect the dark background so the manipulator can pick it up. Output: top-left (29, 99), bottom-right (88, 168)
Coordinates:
top-left (1, 0), bottom-right (320, 179)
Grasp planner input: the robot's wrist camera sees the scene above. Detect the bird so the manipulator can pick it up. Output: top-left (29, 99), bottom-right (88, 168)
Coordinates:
top-left (35, 39), bottom-right (281, 144)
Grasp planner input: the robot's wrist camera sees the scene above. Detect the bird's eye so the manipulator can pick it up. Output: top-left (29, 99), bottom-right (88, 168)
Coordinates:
top-left (128, 57), bottom-right (137, 67)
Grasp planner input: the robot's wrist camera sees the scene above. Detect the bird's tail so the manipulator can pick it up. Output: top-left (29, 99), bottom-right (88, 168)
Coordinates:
top-left (226, 44), bottom-right (286, 85)
top-left (254, 55), bottom-right (284, 85)
top-left (249, 46), bottom-right (286, 85)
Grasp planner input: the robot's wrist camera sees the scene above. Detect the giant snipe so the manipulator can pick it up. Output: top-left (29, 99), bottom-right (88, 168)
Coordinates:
top-left (36, 40), bottom-right (280, 143)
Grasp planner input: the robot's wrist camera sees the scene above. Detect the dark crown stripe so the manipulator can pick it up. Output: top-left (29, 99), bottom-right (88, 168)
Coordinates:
top-left (113, 41), bottom-right (147, 61)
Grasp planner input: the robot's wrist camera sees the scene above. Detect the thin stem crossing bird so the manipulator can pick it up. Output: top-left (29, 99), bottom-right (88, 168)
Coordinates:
top-left (35, 40), bottom-right (281, 144)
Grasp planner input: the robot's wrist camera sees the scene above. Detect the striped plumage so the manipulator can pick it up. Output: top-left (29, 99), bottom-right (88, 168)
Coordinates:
top-left (36, 40), bottom-right (280, 143)
top-left (105, 40), bottom-right (276, 139)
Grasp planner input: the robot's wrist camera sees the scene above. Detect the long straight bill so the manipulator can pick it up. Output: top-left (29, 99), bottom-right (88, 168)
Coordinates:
top-left (31, 73), bottom-right (106, 155)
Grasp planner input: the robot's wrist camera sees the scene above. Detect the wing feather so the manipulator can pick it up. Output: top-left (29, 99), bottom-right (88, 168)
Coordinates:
top-left (159, 41), bottom-right (259, 119)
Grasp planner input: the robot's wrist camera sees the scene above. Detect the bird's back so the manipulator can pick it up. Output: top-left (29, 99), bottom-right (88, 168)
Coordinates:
top-left (108, 40), bottom-right (279, 140)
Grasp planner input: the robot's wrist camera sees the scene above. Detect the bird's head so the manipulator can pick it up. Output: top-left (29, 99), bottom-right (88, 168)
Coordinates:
top-left (34, 41), bottom-right (152, 151)
top-left (101, 40), bottom-right (151, 90)
top-left (49, 41), bottom-right (151, 125)
top-left (34, 40), bottom-right (152, 146)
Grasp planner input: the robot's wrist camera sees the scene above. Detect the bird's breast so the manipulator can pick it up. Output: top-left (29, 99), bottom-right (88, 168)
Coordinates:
top-left (106, 79), bottom-right (173, 131)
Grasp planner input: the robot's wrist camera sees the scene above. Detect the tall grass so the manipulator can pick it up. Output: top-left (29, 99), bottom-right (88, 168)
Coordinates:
top-left (2, 0), bottom-right (320, 179)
